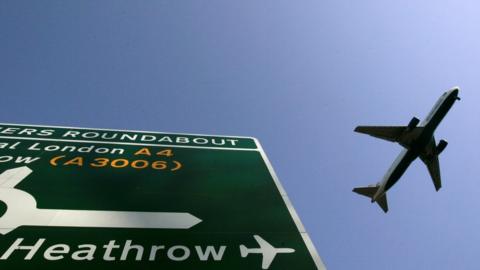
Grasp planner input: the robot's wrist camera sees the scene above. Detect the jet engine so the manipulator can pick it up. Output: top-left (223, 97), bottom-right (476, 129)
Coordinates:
top-left (407, 117), bottom-right (420, 130)
top-left (437, 140), bottom-right (448, 155)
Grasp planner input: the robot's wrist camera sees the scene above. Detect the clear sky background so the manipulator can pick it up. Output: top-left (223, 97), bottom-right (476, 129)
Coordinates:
top-left (1, 1), bottom-right (479, 269)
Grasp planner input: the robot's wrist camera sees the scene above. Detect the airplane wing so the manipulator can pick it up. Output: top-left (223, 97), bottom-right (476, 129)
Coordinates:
top-left (354, 126), bottom-right (407, 142)
top-left (420, 139), bottom-right (442, 191)
top-left (253, 235), bottom-right (276, 269)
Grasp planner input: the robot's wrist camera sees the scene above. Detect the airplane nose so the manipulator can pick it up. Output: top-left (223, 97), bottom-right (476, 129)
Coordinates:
top-left (449, 87), bottom-right (460, 100)
top-left (448, 87), bottom-right (459, 93)
top-left (454, 89), bottom-right (460, 100)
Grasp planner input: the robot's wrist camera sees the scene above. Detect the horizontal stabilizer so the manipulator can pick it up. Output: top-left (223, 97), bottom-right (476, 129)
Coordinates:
top-left (352, 186), bottom-right (378, 199)
top-left (354, 126), bottom-right (406, 142)
top-left (353, 185), bottom-right (389, 213)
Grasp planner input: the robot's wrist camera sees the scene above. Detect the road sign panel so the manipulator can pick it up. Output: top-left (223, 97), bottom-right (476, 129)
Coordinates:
top-left (0, 123), bottom-right (326, 269)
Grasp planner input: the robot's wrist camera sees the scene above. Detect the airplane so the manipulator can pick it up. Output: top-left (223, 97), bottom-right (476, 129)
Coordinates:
top-left (353, 87), bottom-right (460, 213)
top-left (240, 235), bottom-right (295, 269)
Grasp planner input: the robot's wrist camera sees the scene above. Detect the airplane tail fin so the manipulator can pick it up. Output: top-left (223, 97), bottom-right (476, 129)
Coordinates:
top-left (239, 245), bottom-right (249, 258)
top-left (353, 186), bottom-right (389, 213)
top-left (375, 194), bottom-right (388, 213)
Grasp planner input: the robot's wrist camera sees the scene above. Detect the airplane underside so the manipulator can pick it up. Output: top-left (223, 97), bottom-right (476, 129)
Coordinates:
top-left (352, 88), bottom-right (459, 212)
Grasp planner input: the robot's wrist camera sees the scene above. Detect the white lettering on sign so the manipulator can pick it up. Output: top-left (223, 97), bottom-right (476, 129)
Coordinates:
top-left (0, 126), bottom-right (245, 148)
top-left (60, 131), bottom-right (239, 146)
top-left (0, 237), bottom-right (293, 269)
top-left (103, 241), bottom-right (119, 261)
top-left (0, 238), bottom-right (45, 260)
top-left (195, 246), bottom-right (227, 261)
top-left (120, 240), bottom-right (144, 261)
top-left (44, 244), bottom-right (70, 260)
top-left (0, 239), bottom-right (227, 263)
top-left (167, 245), bottom-right (190, 261)
top-left (0, 127), bottom-right (54, 137)
top-left (71, 245), bottom-right (96, 261)
top-left (28, 143), bottom-right (124, 155)
top-left (0, 156), bottom-right (40, 164)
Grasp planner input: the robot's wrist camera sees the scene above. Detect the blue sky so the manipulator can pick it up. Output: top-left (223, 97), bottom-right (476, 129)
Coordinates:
top-left (1, 1), bottom-right (479, 269)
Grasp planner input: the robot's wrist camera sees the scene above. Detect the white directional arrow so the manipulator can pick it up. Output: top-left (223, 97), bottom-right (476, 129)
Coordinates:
top-left (0, 166), bottom-right (202, 235)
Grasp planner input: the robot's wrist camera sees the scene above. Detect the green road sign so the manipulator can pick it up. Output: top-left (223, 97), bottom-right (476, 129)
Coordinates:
top-left (0, 123), bottom-right (326, 269)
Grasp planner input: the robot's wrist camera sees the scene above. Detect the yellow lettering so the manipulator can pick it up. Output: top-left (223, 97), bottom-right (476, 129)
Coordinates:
top-left (131, 160), bottom-right (149, 169)
top-left (64, 157), bottom-right (83, 166)
top-left (50, 155), bottom-right (65, 166)
top-left (152, 161), bottom-right (167, 170)
top-left (156, 149), bottom-right (173, 157)
top-left (90, 158), bottom-right (109, 168)
top-left (134, 148), bottom-right (152, 156)
top-left (111, 159), bottom-right (129, 168)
